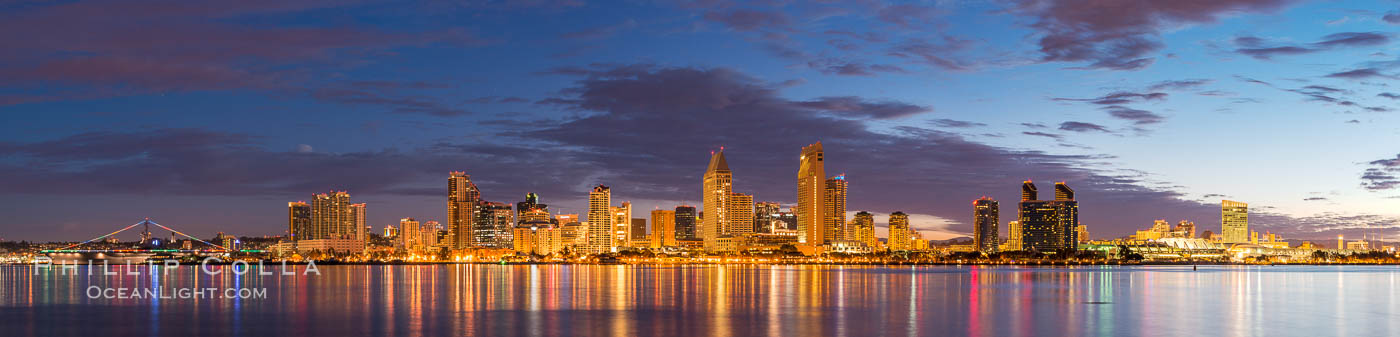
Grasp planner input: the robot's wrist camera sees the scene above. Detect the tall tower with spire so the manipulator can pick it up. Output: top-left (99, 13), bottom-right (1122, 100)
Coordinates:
top-left (798, 142), bottom-right (827, 246)
top-left (702, 149), bottom-right (733, 252)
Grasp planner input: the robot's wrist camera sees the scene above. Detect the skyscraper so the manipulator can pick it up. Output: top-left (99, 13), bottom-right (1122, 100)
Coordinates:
top-left (1005, 221), bottom-right (1022, 250)
top-left (630, 218), bottom-right (647, 244)
top-left (1077, 224), bottom-right (1090, 243)
top-left (1053, 182), bottom-right (1078, 248)
top-left (652, 209), bottom-right (676, 247)
top-left (449, 172), bottom-right (481, 249)
top-left (1221, 200), bottom-right (1249, 243)
top-left (888, 212), bottom-right (910, 251)
top-left (1018, 181), bottom-right (1079, 252)
top-left (754, 202), bottom-right (780, 233)
top-left (475, 201), bottom-right (514, 248)
top-left (287, 201), bottom-right (310, 241)
top-left (675, 205), bottom-right (698, 240)
top-left (798, 142), bottom-right (827, 245)
top-left (399, 217), bottom-right (420, 250)
top-left (349, 203), bottom-right (366, 241)
top-left (973, 197), bottom-right (999, 254)
top-left (586, 185), bottom-right (613, 254)
top-left (515, 193), bottom-right (549, 224)
top-left (851, 211), bottom-right (876, 249)
top-left (702, 150), bottom-right (733, 252)
top-left (825, 175), bottom-right (848, 242)
top-left (310, 191), bottom-right (352, 240)
top-left (611, 202), bottom-right (632, 247)
top-left (729, 193), bottom-right (754, 237)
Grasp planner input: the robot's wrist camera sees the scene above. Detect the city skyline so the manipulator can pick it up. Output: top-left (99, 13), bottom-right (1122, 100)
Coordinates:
top-left (3, 1), bottom-right (1400, 242)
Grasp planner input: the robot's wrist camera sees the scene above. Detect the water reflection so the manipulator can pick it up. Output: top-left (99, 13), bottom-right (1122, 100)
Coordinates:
top-left (2, 265), bottom-right (1399, 336)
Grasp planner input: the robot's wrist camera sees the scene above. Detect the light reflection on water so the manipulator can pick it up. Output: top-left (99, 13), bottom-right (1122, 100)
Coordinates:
top-left (2, 265), bottom-right (1398, 336)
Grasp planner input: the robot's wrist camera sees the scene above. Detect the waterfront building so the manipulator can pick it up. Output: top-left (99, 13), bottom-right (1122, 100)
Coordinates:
top-left (754, 202), bottom-right (781, 233)
top-left (888, 212), bottom-right (911, 251)
top-left (474, 201), bottom-right (514, 248)
top-left (675, 205), bottom-right (698, 240)
top-left (825, 175), bottom-right (848, 241)
top-left (1004, 221), bottom-right (1022, 251)
top-left (1175, 220), bottom-right (1195, 238)
top-left (399, 218), bottom-right (420, 250)
top-left (730, 193), bottom-right (754, 237)
top-left (851, 211), bottom-right (876, 249)
top-left (422, 221), bottom-right (441, 248)
top-left (310, 191), bottom-right (358, 241)
top-left (1222, 200), bottom-right (1249, 243)
top-left (630, 218), bottom-right (647, 246)
top-left (515, 193), bottom-right (550, 224)
top-left (295, 239), bottom-right (367, 254)
top-left (288, 201), bottom-right (310, 241)
top-left (797, 142), bottom-right (828, 246)
top-left (383, 225), bottom-right (397, 238)
top-left (702, 150), bottom-right (734, 252)
top-left (514, 220), bottom-right (564, 256)
top-left (586, 185), bottom-right (613, 254)
top-left (1018, 181), bottom-right (1078, 252)
top-left (612, 202), bottom-right (633, 248)
top-left (349, 203), bottom-right (366, 241)
top-left (651, 210), bottom-right (676, 247)
top-left (973, 197), bottom-right (999, 254)
top-left (449, 172), bottom-right (482, 249)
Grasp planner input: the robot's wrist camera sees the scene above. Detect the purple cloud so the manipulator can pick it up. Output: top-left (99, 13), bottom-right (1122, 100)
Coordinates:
top-left (1102, 106), bottom-right (1165, 125)
top-left (1058, 121), bottom-right (1111, 133)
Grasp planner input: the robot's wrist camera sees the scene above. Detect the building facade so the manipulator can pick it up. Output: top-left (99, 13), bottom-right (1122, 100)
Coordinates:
top-left (973, 197), bottom-right (999, 254)
top-left (586, 185), bottom-right (613, 254)
top-left (448, 172), bottom-right (481, 249)
top-left (1221, 200), bottom-right (1249, 243)
top-left (702, 150), bottom-right (733, 252)
top-left (797, 142), bottom-right (828, 246)
top-left (825, 175), bottom-right (848, 241)
top-left (888, 212), bottom-right (911, 251)
top-left (651, 210), bottom-right (676, 247)
top-left (675, 206), bottom-right (697, 240)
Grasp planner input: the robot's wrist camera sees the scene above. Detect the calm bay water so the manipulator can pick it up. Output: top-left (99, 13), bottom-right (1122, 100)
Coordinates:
top-left (2, 264), bottom-right (1398, 336)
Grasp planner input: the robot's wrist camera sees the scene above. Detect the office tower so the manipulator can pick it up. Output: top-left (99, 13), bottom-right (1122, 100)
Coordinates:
top-left (383, 225), bottom-right (397, 238)
top-left (754, 202), bottom-right (780, 233)
top-left (515, 193), bottom-right (550, 224)
top-left (1006, 221), bottom-right (1022, 250)
top-left (779, 209), bottom-right (797, 231)
top-left (729, 193), bottom-right (754, 237)
top-left (851, 211), bottom-right (876, 249)
top-left (586, 185), bottom-right (613, 254)
top-left (449, 172), bottom-right (482, 249)
top-left (675, 206), bottom-right (698, 240)
top-left (798, 142), bottom-right (828, 245)
top-left (702, 150), bottom-right (733, 252)
top-left (825, 175), bottom-right (848, 241)
top-left (557, 214), bottom-right (583, 247)
top-left (973, 197), bottom-right (999, 254)
top-left (287, 201), bottom-right (310, 241)
top-left (1221, 200), bottom-right (1248, 243)
top-left (514, 219), bottom-right (564, 256)
top-left (310, 191), bottom-right (352, 240)
top-left (630, 218), bottom-right (647, 244)
top-left (1022, 180), bottom-right (1038, 201)
top-left (475, 201), bottom-right (514, 248)
top-left (349, 203), bottom-right (366, 241)
top-left (1053, 182), bottom-right (1078, 247)
top-left (1077, 224), bottom-right (1089, 243)
top-left (888, 212), bottom-right (911, 251)
top-left (399, 218), bottom-right (420, 250)
top-left (612, 202), bottom-right (632, 247)
top-left (652, 210), bottom-right (677, 247)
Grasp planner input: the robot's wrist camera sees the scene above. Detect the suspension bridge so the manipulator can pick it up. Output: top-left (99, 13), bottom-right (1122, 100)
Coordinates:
top-left (41, 219), bottom-right (249, 262)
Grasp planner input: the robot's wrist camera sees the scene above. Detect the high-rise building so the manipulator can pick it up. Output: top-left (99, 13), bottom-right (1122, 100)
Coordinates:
top-left (383, 225), bottom-right (397, 238)
top-left (399, 218), bottom-right (420, 250)
top-left (797, 142), bottom-right (828, 245)
top-left (651, 209), bottom-right (676, 247)
top-left (888, 212), bottom-right (911, 251)
top-left (287, 201), bottom-right (310, 241)
top-left (1174, 220), bottom-right (1195, 238)
top-left (825, 175), bottom-right (848, 241)
top-left (1077, 224), bottom-right (1089, 243)
top-left (1005, 221), bottom-right (1022, 250)
top-left (349, 203), bottom-right (366, 241)
top-left (1018, 181), bottom-right (1078, 252)
top-left (310, 191), bottom-right (353, 240)
top-left (675, 205), bottom-right (698, 240)
top-left (702, 150), bottom-right (733, 252)
top-left (754, 202), bottom-right (781, 233)
top-left (422, 221), bottom-right (441, 247)
top-left (612, 202), bottom-right (632, 247)
top-left (630, 218), bottom-right (647, 244)
top-left (1221, 200), bottom-right (1248, 243)
top-left (973, 197), bottom-right (999, 254)
top-left (851, 211), bottom-right (876, 249)
top-left (515, 193), bottom-right (549, 224)
top-left (475, 201), bottom-right (514, 248)
top-left (586, 185), bottom-right (613, 254)
top-left (449, 172), bottom-right (481, 249)
top-left (514, 219), bottom-right (563, 256)
top-left (729, 193), bottom-right (754, 237)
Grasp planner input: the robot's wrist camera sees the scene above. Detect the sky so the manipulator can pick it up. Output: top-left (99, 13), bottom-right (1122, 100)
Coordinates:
top-left (2, 0), bottom-right (1399, 243)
